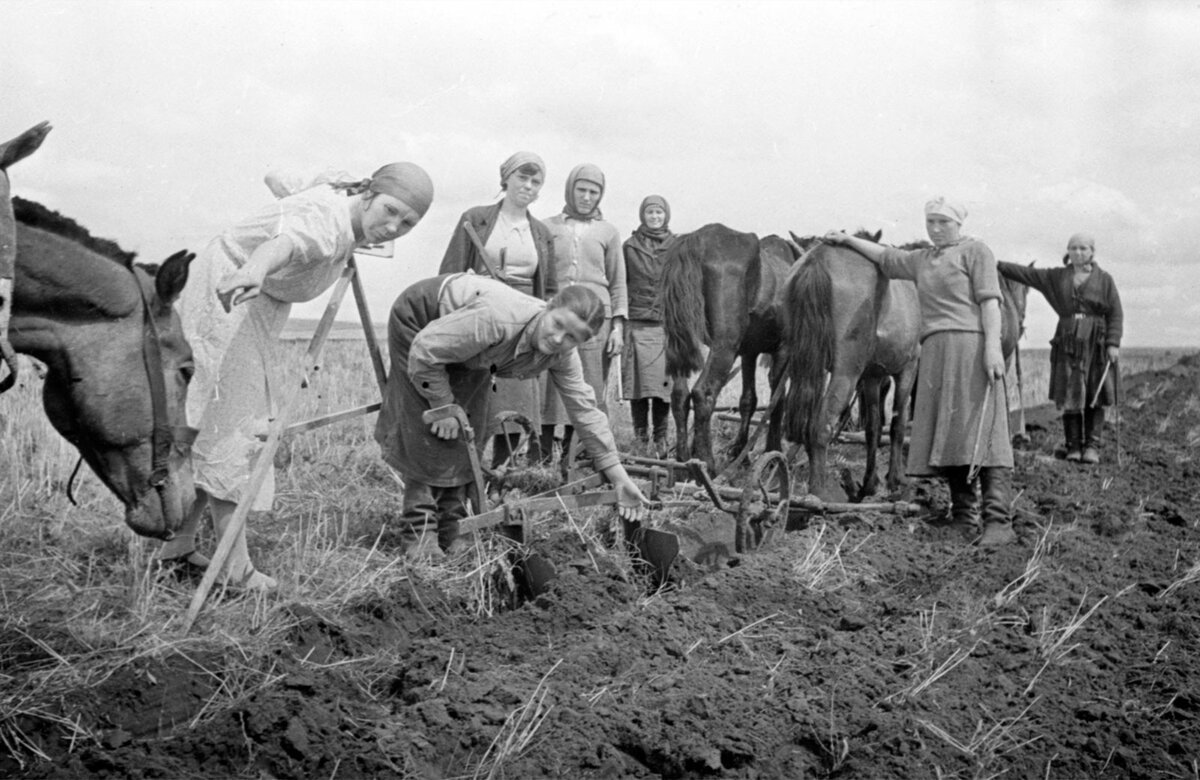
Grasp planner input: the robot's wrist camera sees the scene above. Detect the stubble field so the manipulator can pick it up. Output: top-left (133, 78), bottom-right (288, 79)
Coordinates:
top-left (2, 337), bottom-right (1199, 779)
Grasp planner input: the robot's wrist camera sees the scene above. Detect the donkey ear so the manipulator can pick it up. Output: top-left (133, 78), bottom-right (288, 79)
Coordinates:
top-left (155, 249), bottom-right (194, 305)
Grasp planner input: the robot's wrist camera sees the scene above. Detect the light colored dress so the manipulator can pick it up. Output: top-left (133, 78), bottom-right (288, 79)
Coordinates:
top-left (179, 185), bottom-right (357, 507)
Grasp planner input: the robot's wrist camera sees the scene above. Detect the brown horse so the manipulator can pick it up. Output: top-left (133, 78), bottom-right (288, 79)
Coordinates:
top-left (781, 238), bottom-right (1026, 501)
top-left (661, 224), bottom-right (798, 470)
top-left (2, 124), bottom-right (197, 539)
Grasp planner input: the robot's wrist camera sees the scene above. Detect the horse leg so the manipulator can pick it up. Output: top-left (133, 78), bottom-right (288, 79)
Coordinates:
top-left (726, 354), bottom-right (757, 460)
top-left (808, 372), bottom-right (858, 500)
top-left (210, 497), bottom-right (278, 591)
top-left (691, 347), bottom-right (737, 471)
top-left (671, 374), bottom-right (691, 462)
top-left (886, 364), bottom-right (918, 496)
top-left (857, 376), bottom-right (883, 501)
top-left (764, 351), bottom-right (787, 454)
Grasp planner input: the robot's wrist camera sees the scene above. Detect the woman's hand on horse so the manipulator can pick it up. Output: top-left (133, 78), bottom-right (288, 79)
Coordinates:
top-left (823, 230), bottom-right (848, 246)
top-left (430, 417), bottom-right (461, 440)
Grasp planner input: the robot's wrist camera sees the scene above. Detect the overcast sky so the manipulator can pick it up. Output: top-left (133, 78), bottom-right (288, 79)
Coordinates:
top-left (5, 0), bottom-right (1198, 347)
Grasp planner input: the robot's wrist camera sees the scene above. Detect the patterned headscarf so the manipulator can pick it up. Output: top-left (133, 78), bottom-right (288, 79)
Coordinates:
top-left (562, 163), bottom-right (605, 221)
top-left (499, 151), bottom-right (546, 189)
top-left (924, 196), bottom-right (967, 224)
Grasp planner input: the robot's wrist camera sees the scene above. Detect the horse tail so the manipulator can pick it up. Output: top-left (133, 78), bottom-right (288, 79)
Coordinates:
top-left (784, 251), bottom-right (835, 447)
top-left (662, 235), bottom-right (707, 376)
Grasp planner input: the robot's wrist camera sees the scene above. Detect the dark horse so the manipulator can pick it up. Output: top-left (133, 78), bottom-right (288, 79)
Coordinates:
top-left (661, 223), bottom-right (797, 470)
top-left (1, 122), bottom-right (197, 539)
top-left (782, 239), bottom-right (1026, 501)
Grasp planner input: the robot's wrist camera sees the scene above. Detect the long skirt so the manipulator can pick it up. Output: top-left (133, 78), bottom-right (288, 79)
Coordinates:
top-left (907, 330), bottom-right (1013, 476)
top-left (1049, 315), bottom-right (1119, 411)
top-left (374, 276), bottom-right (491, 488)
top-left (621, 320), bottom-right (671, 401)
top-left (179, 240), bottom-right (292, 510)
top-left (541, 317), bottom-right (612, 425)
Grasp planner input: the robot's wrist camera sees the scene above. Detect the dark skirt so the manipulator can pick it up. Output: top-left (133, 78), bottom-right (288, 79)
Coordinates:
top-left (374, 276), bottom-right (492, 488)
top-left (1049, 315), bottom-right (1119, 410)
top-left (907, 331), bottom-right (1013, 476)
top-left (621, 320), bottom-right (671, 401)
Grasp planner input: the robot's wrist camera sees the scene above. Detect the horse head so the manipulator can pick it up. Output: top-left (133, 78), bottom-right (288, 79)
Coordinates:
top-left (12, 220), bottom-right (198, 540)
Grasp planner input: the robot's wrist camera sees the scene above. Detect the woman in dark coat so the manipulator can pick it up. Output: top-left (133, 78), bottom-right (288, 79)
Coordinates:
top-left (998, 233), bottom-right (1122, 464)
top-left (438, 152), bottom-right (557, 468)
top-left (621, 195), bottom-right (677, 455)
top-left (374, 273), bottom-right (648, 557)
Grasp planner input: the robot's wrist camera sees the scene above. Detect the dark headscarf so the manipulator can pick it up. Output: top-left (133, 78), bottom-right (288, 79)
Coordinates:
top-left (562, 163), bottom-right (605, 221)
top-left (332, 162), bottom-right (435, 218)
top-left (630, 194), bottom-right (676, 255)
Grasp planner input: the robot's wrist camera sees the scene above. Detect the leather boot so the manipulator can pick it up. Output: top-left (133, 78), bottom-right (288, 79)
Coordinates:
top-left (651, 398), bottom-right (671, 458)
top-left (978, 467), bottom-right (1016, 546)
top-left (944, 466), bottom-right (979, 529)
top-left (1082, 407), bottom-right (1105, 464)
top-left (1055, 413), bottom-right (1083, 462)
top-left (538, 425), bottom-right (557, 466)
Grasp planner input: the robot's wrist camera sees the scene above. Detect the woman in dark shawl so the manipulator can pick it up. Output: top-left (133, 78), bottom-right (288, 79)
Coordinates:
top-left (998, 233), bottom-right (1122, 464)
top-left (620, 195), bottom-right (677, 455)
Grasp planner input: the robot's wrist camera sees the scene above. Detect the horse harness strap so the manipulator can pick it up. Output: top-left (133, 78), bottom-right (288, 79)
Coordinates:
top-left (130, 266), bottom-right (175, 488)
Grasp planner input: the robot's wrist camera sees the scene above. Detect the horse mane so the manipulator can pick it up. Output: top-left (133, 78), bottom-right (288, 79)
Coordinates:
top-left (13, 196), bottom-right (137, 266)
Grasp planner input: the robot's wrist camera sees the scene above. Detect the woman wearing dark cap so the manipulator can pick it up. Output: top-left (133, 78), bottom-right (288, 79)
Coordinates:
top-left (998, 233), bottom-right (1122, 464)
top-left (162, 162), bottom-right (435, 589)
top-left (539, 163), bottom-right (628, 466)
top-left (439, 152), bottom-right (557, 468)
top-left (825, 197), bottom-right (1015, 547)
top-left (621, 195), bottom-right (677, 455)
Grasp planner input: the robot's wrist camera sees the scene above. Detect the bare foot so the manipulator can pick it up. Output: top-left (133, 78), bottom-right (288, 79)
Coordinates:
top-left (222, 566), bottom-right (279, 592)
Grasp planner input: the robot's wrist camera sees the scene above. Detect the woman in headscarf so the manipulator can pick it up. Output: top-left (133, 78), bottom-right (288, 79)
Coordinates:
top-left (824, 197), bottom-right (1016, 547)
top-left (539, 163), bottom-right (628, 468)
top-left (161, 162), bottom-right (435, 590)
top-left (374, 273), bottom-right (648, 557)
top-left (438, 152), bottom-right (557, 469)
top-left (621, 195), bottom-right (677, 455)
top-left (998, 233), bottom-right (1122, 464)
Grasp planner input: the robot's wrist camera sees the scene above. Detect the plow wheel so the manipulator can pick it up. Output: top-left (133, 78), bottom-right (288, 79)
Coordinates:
top-left (735, 450), bottom-right (792, 552)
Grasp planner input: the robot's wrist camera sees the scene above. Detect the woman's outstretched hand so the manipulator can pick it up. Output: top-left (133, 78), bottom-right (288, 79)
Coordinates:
top-left (614, 476), bottom-right (650, 522)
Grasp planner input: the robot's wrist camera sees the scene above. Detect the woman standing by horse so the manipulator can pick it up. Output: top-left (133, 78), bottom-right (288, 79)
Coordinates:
top-left (374, 274), bottom-right (648, 557)
top-left (438, 152), bottom-right (557, 469)
top-left (998, 234), bottom-right (1122, 464)
top-left (162, 162), bottom-right (434, 590)
top-left (539, 164), bottom-right (627, 467)
top-left (824, 197), bottom-right (1016, 546)
top-left (621, 195), bottom-right (677, 456)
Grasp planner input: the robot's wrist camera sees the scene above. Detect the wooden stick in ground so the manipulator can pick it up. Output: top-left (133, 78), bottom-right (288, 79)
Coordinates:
top-left (182, 264), bottom-right (357, 633)
top-left (349, 255), bottom-right (388, 393)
